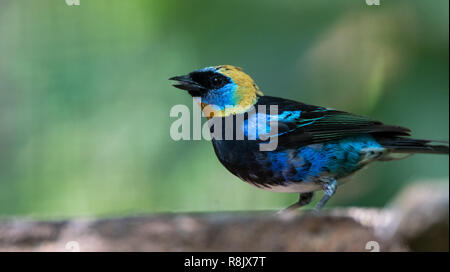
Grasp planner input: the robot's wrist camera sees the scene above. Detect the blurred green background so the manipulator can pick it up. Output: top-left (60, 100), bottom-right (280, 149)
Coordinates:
top-left (0, 0), bottom-right (448, 218)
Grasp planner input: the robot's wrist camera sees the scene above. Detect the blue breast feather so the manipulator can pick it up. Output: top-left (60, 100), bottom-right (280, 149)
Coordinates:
top-left (257, 135), bottom-right (384, 182)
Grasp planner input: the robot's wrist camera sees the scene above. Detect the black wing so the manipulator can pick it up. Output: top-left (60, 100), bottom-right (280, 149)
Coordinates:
top-left (256, 96), bottom-right (411, 148)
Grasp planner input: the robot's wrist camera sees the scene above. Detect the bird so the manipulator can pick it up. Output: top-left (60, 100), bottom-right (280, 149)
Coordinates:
top-left (169, 65), bottom-right (449, 212)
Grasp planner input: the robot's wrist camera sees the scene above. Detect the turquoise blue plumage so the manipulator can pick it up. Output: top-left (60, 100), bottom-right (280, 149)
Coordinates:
top-left (170, 65), bottom-right (449, 212)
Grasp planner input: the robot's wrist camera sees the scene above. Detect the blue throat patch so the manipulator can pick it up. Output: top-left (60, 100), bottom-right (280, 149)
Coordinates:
top-left (202, 81), bottom-right (238, 110)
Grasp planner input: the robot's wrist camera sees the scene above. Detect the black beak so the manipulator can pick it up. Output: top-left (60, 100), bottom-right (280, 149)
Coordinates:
top-left (169, 74), bottom-right (206, 93)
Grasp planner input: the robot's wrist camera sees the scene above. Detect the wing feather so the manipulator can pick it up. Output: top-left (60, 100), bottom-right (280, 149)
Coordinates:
top-left (256, 96), bottom-right (410, 148)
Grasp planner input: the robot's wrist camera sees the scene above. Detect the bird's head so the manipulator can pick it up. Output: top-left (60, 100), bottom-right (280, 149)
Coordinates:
top-left (170, 65), bottom-right (263, 117)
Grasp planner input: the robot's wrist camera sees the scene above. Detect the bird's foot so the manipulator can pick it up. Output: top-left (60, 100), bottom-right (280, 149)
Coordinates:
top-left (277, 192), bottom-right (314, 215)
top-left (313, 179), bottom-right (338, 212)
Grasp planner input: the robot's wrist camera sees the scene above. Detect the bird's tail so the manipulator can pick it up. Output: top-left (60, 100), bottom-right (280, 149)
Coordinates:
top-left (378, 137), bottom-right (449, 155)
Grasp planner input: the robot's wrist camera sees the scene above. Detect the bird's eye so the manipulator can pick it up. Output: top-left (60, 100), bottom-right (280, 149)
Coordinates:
top-left (211, 75), bottom-right (222, 88)
top-left (190, 71), bottom-right (230, 90)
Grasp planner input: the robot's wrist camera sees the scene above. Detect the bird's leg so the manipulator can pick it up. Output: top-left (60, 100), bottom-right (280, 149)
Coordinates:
top-left (277, 192), bottom-right (314, 214)
top-left (313, 179), bottom-right (338, 212)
